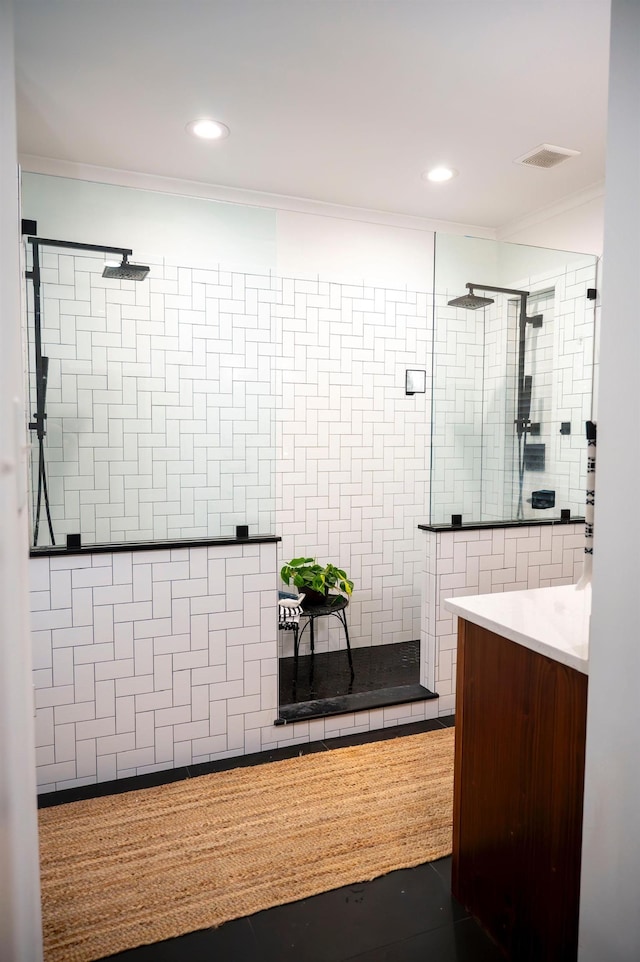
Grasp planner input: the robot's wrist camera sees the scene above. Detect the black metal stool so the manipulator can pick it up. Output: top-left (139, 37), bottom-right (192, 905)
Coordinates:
top-left (293, 595), bottom-right (354, 688)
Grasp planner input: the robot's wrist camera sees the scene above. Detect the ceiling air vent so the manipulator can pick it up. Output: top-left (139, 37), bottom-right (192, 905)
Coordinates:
top-left (514, 143), bottom-right (581, 169)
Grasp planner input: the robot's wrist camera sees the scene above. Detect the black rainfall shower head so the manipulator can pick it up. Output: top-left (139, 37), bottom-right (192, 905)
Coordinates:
top-left (447, 287), bottom-right (495, 310)
top-left (102, 255), bottom-right (150, 281)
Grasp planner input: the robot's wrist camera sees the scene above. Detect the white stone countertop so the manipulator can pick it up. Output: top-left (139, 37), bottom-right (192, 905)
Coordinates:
top-left (444, 583), bottom-right (590, 674)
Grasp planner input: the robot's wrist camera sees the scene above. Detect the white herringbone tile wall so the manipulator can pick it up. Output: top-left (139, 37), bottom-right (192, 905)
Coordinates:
top-left (30, 543), bottom-right (444, 793)
top-left (27, 252), bottom-right (277, 544)
top-left (31, 544), bottom-right (278, 792)
top-left (275, 281), bottom-right (431, 653)
top-left (29, 254), bottom-right (431, 654)
top-left (421, 523), bottom-right (585, 713)
top-left (24, 200), bottom-right (597, 788)
top-left (29, 523), bottom-right (585, 790)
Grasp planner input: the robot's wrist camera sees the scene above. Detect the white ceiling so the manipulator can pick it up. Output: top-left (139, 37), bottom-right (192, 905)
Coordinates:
top-left (13, 0), bottom-right (611, 232)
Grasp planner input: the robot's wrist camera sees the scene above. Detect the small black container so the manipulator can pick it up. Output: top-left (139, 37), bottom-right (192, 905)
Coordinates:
top-left (530, 490), bottom-right (555, 509)
top-left (235, 525), bottom-right (249, 539)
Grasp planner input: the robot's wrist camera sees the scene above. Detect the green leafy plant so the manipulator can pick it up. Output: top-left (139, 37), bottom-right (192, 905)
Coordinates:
top-left (280, 557), bottom-right (354, 598)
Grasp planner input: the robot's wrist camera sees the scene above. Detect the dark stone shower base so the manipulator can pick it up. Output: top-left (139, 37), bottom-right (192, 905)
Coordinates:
top-left (277, 639), bottom-right (437, 724)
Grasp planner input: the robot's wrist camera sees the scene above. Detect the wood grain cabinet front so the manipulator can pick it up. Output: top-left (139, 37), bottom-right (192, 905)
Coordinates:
top-left (452, 618), bottom-right (588, 962)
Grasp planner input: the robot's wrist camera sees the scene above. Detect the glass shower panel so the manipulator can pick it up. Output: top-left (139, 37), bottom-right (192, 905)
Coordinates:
top-left (25, 242), bottom-right (277, 547)
top-left (430, 290), bottom-right (486, 523)
top-left (501, 281), bottom-right (595, 521)
top-left (431, 234), bottom-right (597, 526)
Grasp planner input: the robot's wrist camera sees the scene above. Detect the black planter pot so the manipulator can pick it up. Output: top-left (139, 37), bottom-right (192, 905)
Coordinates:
top-left (301, 587), bottom-right (328, 607)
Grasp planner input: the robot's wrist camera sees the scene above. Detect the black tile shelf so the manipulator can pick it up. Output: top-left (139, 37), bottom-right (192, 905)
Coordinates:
top-left (30, 534), bottom-right (280, 558)
top-left (419, 517), bottom-right (584, 533)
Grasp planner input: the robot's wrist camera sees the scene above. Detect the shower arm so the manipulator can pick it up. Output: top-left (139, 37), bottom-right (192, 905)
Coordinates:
top-left (27, 237), bottom-right (133, 258)
top-left (26, 236), bottom-right (134, 436)
top-left (466, 283), bottom-right (532, 440)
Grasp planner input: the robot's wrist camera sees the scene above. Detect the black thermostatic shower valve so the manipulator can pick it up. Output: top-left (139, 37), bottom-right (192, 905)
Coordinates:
top-left (587, 288), bottom-right (598, 301)
top-left (560, 422), bottom-right (571, 435)
top-left (530, 490), bottom-right (556, 509)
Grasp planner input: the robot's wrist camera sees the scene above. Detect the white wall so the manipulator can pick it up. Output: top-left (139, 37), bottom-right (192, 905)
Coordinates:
top-left (498, 188), bottom-right (605, 257)
top-left (21, 173), bottom-right (278, 275)
top-left (0, 1), bottom-right (43, 957)
top-left (276, 209), bottom-right (434, 289)
top-left (579, 2), bottom-right (640, 958)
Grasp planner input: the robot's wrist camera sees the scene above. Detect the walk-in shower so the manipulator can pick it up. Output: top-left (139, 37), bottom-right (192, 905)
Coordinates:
top-left (447, 282), bottom-right (543, 520)
top-left (25, 232), bottom-right (150, 546)
top-left (431, 232), bottom-right (597, 527)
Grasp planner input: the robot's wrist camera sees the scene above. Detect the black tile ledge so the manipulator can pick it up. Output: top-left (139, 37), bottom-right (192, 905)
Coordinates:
top-left (30, 533), bottom-right (280, 558)
top-left (276, 683), bottom-right (438, 725)
top-left (419, 517), bottom-right (584, 533)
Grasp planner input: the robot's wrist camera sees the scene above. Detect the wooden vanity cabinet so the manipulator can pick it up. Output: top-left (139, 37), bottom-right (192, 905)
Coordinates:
top-left (452, 618), bottom-right (588, 961)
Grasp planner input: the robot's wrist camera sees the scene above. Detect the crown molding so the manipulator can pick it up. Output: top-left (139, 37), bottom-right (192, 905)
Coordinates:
top-left (18, 154), bottom-right (496, 240)
top-left (496, 181), bottom-right (605, 241)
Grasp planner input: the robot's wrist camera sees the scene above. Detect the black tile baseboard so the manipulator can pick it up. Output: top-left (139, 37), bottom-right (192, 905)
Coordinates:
top-left (38, 716), bottom-right (454, 809)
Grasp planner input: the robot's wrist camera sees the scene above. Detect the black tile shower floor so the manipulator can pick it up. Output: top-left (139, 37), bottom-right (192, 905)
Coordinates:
top-left (279, 638), bottom-right (421, 705)
top-left (278, 639), bottom-right (436, 723)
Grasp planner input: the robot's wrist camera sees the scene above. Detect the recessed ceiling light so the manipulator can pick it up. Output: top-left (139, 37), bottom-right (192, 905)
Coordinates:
top-left (423, 166), bottom-right (457, 183)
top-left (186, 119), bottom-right (230, 141)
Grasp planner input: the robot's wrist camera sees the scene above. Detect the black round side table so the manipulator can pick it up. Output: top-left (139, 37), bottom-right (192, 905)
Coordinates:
top-left (294, 594), bottom-right (354, 680)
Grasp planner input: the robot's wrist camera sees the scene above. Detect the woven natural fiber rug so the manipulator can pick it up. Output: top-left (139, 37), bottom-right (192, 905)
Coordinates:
top-left (39, 726), bottom-right (455, 962)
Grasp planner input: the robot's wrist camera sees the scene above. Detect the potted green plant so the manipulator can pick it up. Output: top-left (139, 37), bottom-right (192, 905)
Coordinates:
top-left (280, 557), bottom-right (354, 607)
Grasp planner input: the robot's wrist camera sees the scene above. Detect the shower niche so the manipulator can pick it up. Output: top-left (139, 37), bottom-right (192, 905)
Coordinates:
top-left (430, 233), bottom-right (597, 527)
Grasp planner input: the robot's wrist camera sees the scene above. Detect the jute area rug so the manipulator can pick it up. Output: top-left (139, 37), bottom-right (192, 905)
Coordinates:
top-left (39, 726), bottom-right (455, 962)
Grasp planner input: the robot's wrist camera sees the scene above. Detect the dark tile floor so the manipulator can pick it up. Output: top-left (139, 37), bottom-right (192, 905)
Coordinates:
top-left (279, 639), bottom-right (421, 705)
top-left (40, 715), bottom-right (503, 962)
top-left (278, 638), bottom-right (436, 725)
